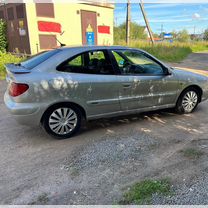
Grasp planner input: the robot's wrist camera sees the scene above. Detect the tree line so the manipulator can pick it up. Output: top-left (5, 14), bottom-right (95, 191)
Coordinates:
top-left (114, 22), bottom-right (208, 43)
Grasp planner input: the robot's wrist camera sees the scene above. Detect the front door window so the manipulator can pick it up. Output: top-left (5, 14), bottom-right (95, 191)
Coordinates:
top-left (112, 50), bottom-right (164, 75)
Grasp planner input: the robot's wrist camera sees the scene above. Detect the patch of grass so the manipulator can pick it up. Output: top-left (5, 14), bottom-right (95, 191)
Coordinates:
top-left (120, 179), bottom-right (171, 205)
top-left (190, 42), bottom-right (208, 53)
top-left (181, 148), bottom-right (204, 160)
top-left (115, 40), bottom-right (208, 63)
top-left (28, 193), bottom-right (49, 205)
top-left (0, 52), bottom-right (24, 80)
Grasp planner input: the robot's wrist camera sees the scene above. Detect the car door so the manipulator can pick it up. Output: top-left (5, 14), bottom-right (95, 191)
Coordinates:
top-left (132, 51), bottom-right (178, 106)
top-left (110, 49), bottom-right (178, 111)
top-left (118, 74), bottom-right (155, 110)
top-left (58, 49), bottom-right (121, 118)
top-left (147, 72), bottom-right (179, 107)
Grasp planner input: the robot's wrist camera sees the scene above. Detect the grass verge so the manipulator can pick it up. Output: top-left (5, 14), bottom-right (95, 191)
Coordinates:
top-left (181, 148), bottom-right (204, 160)
top-left (119, 178), bottom-right (171, 205)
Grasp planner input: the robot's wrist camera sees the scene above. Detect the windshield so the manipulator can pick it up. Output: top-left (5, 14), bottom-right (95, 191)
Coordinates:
top-left (20, 49), bottom-right (60, 69)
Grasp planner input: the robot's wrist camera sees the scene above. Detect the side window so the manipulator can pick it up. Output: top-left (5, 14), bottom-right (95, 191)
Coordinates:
top-left (68, 55), bottom-right (83, 66)
top-left (58, 50), bottom-right (114, 75)
top-left (112, 51), bottom-right (125, 68)
top-left (112, 50), bottom-right (164, 75)
top-left (57, 54), bottom-right (84, 73)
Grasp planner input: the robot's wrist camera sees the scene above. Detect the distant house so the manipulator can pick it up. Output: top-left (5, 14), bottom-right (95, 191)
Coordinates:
top-left (147, 37), bottom-right (161, 42)
top-left (190, 34), bottom-right (204, 40)
top-left (0, 1), bottom-right (114, 54)
top-left (144, 27), bottom-right (162, 42)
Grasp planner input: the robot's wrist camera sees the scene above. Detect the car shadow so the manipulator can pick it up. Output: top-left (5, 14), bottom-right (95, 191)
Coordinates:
top-left (79, 105), bottom-right (204, 137)
top-left (23, 105), bottom-right (204, 142)
top-left (81, 108), bottom-right (176, 132)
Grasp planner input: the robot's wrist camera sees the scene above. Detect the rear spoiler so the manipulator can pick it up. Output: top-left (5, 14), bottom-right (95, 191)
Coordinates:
top-left (6, 64), bottom-right (31, 74)
top-left (5, 63), bottom-right (31, 82)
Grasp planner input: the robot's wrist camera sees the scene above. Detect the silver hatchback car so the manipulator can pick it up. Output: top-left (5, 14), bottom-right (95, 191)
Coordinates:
top-left (4, 46), bottom-right (208, 139)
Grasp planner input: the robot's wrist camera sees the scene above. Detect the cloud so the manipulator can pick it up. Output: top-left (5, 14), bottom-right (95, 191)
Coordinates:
top-left (144, 3), bottom-right (181, 9)
top-left (192, 13), bottom-right (201, 19)
top-left (148, 17), bottom-right (208, 23)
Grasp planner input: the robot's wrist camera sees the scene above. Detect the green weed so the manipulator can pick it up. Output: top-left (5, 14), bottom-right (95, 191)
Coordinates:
top-left (120, 178), bottom-right (171, 205)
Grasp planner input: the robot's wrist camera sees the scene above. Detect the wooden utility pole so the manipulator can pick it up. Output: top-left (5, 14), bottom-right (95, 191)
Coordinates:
top-left (139, 0), bottom-right (154, 44)
top-left (161, 24), bottom-right (164, 37)
top-left (126, 0), bottom-right (131, 45)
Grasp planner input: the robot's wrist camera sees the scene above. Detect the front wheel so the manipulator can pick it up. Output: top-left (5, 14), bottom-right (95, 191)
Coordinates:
top-left (175, 88), bottom-right (199, 114)
top-left (42, 104), bottom-right (82, 139)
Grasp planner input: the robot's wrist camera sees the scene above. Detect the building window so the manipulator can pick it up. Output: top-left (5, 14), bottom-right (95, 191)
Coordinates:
top-left (0, 10), bottom-right (4, 19)
top-left (16, 4), bottom-right (24, 19)
top-left (36, 3), bottom-right (55, 18)
top-left (39, 34), bottom-right (57, 49)
top-left (7, 7), bottom-right (14, 20)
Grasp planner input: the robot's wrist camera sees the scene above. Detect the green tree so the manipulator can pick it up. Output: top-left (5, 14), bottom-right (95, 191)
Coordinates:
top-left (171, 30), bottom-right (178, 39)
top-left (204, 29), bottom-right (208, 41)
top-left (114, 22), bottom-right (147, 43)
top-left (153, 33), bottom-right (159, 38)
top-left (0, 19), bottom-right (7, 52)
top-left (177, 29), bottom-right (190, 42)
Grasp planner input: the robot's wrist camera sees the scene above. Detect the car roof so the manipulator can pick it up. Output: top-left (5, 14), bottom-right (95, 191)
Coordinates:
top-left (59, 45), bottom-right (141, 52)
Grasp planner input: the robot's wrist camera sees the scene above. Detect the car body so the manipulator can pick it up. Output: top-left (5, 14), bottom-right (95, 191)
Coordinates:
top-left (4, 46), bottom-right (208, 138)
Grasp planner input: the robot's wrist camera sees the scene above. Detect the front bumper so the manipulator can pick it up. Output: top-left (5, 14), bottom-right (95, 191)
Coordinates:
top-left (201, 82), bottom-right (208, 102)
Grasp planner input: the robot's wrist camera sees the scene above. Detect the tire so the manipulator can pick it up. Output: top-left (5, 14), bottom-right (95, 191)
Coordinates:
top-left (42, 104), bottom-right (82, 139)
top-left (175, 87), bottom-right (200, 114)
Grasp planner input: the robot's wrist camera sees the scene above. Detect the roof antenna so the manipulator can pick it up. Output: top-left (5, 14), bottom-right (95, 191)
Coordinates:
top-left (56, 31), bottom-right (66, 47)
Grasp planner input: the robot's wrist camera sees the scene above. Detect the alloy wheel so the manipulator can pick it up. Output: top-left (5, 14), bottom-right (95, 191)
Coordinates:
top-left (49, 108), bottom-right (78, 135)
top-left (182, 91), bottom-right (198, 113)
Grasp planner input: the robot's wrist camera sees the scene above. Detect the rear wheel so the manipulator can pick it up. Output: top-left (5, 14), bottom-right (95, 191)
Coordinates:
top-left (43, 104), bottom-right (82, 139)
top-left (176, 88), bottom-right (199, 114)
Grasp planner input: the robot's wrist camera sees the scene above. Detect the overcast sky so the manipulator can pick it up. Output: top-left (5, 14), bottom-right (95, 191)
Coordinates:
top-left (114, 3), bottom-right (208, 34)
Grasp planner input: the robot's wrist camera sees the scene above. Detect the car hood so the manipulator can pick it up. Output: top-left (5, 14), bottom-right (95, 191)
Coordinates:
top-left (172, 67), bottom-right (208, 81)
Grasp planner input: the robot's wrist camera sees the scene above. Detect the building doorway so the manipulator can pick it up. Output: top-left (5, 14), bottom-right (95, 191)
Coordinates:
top-left (81, 10), bottom-right (97, 45)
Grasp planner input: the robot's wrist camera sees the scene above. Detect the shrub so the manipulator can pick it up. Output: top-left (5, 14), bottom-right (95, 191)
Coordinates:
top-left (204, 29), bottom-right (208, 41)
top-left (0, 19), bottom-right (7, 52)
top-left (0, 52), bottom-right (24, 80)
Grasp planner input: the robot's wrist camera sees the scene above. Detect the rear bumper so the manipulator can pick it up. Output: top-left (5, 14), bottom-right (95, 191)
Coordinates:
top-left (4, 93), bottom-right (44, 126)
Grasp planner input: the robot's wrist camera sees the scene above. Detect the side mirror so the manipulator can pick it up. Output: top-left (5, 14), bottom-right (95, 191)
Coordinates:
top-left (164, 67), bottom-right (172, 75)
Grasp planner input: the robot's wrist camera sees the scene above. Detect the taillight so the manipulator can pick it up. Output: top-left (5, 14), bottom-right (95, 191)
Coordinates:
top-left (9, 82), bottom-right (29, 97)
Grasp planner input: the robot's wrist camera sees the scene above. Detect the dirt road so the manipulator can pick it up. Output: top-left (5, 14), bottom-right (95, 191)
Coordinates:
top-left (0, 52), bottom-right (208, 205)
top-left (167, 52), bottom-right (208, 70)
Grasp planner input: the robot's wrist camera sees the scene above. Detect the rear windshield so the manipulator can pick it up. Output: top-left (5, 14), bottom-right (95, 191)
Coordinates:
top-left (20, 49), bottom-right (60, 69)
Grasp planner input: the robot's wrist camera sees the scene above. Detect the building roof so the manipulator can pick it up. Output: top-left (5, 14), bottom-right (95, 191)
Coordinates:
top-left (0, 1), bottom-right (114, 9)
top-left (81, 0), bottom-right (114, 9)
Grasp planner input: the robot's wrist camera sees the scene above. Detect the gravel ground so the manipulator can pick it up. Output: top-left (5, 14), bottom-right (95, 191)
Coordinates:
top-left (0, 52), bottom-right (208, 205)
top-left (152, 173), bottom-right (208, 205)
